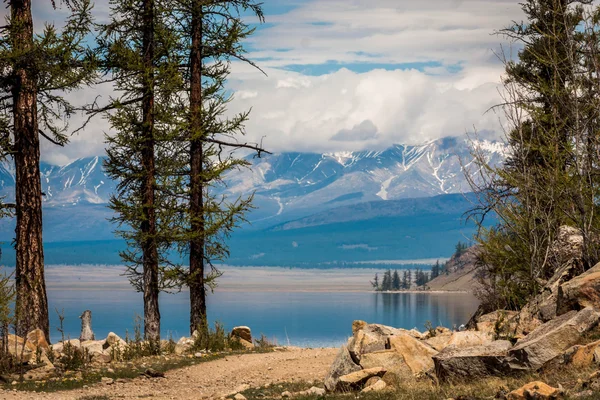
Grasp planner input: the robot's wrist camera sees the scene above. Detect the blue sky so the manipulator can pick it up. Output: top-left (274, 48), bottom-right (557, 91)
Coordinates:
top-left (9, 0), bottom-right (525, 164)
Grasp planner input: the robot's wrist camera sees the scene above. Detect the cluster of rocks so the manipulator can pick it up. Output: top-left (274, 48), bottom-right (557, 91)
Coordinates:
top-left (3, 329), bottom-right (131, 383)
top-left (324, 256), bottom-right (600, 397)
top-left (4, 315), bottom-right (257, 384)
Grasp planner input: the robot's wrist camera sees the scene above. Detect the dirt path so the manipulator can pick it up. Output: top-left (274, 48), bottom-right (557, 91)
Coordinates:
top-left (3, 348), bottom-right (338, 400)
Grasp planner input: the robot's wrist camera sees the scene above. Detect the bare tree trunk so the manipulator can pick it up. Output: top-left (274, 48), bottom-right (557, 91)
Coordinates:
top-left (189, 0), bottom-right (207, 335)
top-left (141, 0), bottom-right (160, 344)
top-left (11, 0), bottom-right (49, 341)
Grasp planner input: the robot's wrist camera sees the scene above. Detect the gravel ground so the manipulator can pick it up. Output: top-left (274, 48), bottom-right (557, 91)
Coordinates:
top-left (1, 347), bottom-right (338, 400)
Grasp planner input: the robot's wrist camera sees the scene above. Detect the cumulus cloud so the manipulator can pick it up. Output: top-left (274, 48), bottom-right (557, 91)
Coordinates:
top-left (225, 65), bottom-right (504, 153)
top-left (2, 0), bottom-right (523, 164)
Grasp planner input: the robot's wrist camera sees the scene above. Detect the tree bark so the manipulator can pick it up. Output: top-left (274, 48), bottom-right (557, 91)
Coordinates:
top-left (141, 0), bottom-right (160, 345)
top-left (11, 0), bottom-right (49, 341)
top-left (189, 0), bottom-right (207, 335)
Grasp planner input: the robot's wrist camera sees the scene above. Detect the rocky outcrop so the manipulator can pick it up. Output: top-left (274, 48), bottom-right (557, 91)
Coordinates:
top-left (557, 262), bottom-right (600, 315)
top-left (324, 322), bottom-right (439, 392)
top-left (508, 307), bottom-right (600, 370)
top-left (433, 340), bottom-right (512, 381)
top-left (424, 246), bottom-right (482, 292)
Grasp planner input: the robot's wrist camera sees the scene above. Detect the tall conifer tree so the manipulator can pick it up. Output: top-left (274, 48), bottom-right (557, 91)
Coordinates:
top-left (99, 0), bottom-right (183, 346)
top-left (0, 0), bottom-right (95, 339)
top-left (164, 0), bottom-right (268, 334)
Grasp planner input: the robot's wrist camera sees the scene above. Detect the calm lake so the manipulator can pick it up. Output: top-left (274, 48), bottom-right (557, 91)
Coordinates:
top-left (42, 265), bottom-right (480, 347)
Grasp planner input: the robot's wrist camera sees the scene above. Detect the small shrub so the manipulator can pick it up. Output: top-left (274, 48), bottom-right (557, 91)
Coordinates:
top-left (424, 320), bottom-right (436, 338)
top-left (254, 334), bottom-right (276, 349)
top-left (163, 333), bottom-right (176, 354)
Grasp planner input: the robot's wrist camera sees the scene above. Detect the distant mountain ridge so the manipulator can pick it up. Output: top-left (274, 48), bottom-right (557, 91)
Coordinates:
top-left (0, 136), bottom-right (507, 224)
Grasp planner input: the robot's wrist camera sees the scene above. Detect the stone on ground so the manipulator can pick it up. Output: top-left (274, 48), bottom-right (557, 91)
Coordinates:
top-left (324, 345), bottom-right (362, 392)
top-left (231, 326), bottom-right (252, 342)
top-left (103, 332), bottom-right (127, 350)
top-left (361, 379), bottom-right (387, 393)
top-left (433, 340), bottom-right (513, 381)
top-left (506, 381), bottom-right (562, 400)
top-left (297, 387), bottom-right (326, 396)
top-left (336, 367), bottom-right (386, 391)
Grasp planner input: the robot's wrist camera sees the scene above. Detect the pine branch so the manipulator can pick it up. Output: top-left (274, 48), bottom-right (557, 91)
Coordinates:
top-left (38, 129), bottom-right (64, 147)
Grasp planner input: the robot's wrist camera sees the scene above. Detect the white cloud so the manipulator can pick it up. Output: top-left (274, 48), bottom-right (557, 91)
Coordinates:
top-left (4, 0), bottom-right (525, 164)
top-left (225, 65), bottom-right (505, 153)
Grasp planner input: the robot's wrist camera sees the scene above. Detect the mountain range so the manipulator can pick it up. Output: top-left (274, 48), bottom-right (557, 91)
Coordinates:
top-left (0, 136), bottom-right (506, 222)
top-left (0, 136), bottom-right (506, 265)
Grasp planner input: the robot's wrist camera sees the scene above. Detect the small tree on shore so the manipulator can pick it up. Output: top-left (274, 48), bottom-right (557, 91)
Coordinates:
top-left (371, 273), bottom-right (380, 290)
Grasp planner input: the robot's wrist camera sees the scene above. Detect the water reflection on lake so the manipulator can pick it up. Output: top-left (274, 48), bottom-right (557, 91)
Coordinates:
top-left (47, 289), bottom-right (479, 347)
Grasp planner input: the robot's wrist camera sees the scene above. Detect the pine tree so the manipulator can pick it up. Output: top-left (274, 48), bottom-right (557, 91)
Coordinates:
top-left (164, 0), bottom-right (267, 334)
top-left (402, 270), bottom-right (409, 289)
top-left (392, 270), bottom-right (401, 290)
top-left (371, 273), bottom-right (380, 291)
top-left (0, 0), bottom-right (96, 339)
top-left (431, 260), bottom-right (440, 279)
top-left (98, 0), bottom-right (183, 347)
top-left (381, 270), bottom-right (392, 291)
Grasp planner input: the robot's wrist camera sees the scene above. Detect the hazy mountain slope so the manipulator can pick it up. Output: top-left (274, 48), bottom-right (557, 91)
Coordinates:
top-left (0, 194), bottom-right (490, 266)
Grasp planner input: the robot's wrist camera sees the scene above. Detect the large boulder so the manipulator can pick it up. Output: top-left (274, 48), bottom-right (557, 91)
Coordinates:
top-left (324, 344), bottom-right (362, 392)
top-left (425, 331), bottom-right (493, 352)
top-left (433, 340), bottom-right (512, 381)
top-left (231, 326), bottom-right (252, 343)
top-left (6, 334), bottom-right (36, 363)
top-left (508, 307), bottom-right (600, 370)
top-left (557, 262), bottom-right (600, 316)
top-left (26, 329), bottom-right (49, 350)
top-left (359, 350), bottom-right (411, 377)
top-left (348, 327), bottom-right (387, 361)
top-left (388, 333), bottom-right (437, 374)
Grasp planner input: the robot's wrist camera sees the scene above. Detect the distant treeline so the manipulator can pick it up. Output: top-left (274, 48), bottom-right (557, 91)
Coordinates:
top-left (370, 262), bottom-right (441, 291)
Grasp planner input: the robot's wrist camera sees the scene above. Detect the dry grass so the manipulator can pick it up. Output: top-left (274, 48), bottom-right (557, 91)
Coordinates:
top-left (240, 364), bottom-right (600, 400)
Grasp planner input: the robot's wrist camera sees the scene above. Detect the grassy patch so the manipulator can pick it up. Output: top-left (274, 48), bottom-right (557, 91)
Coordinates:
top-left (240, 365), bottom-right (600, 400)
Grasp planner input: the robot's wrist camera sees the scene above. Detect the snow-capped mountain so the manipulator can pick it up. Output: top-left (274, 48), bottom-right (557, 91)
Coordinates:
top-left (0, 156), bottom-right (112, 206)
top-left (0, 136), bottom-right (507, 219)
top-left (226, 136), bottom-right (506, 222)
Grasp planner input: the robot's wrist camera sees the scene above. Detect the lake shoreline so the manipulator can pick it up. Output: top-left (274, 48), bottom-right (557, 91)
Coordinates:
top-left (31, 264), bottom-right (472, 294)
